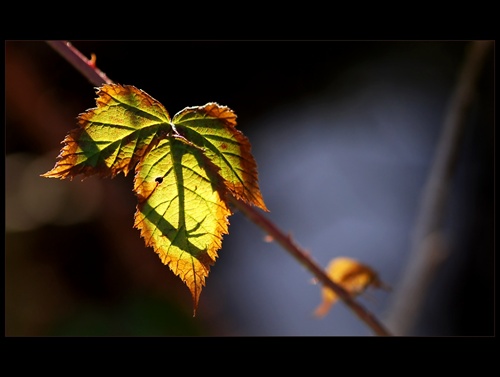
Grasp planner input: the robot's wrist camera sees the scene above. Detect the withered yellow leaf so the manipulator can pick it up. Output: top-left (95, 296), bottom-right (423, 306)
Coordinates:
top-left (314, 257), bottom-right (389, 318)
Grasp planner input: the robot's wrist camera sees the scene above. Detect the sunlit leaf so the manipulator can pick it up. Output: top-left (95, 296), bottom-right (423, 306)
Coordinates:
top-left (42, 84), bottom-right (172, 179)
top-left (133, 136), bottom-right (232, 315)
top-left (173, 103), bottom-right (268, 211)
top-left (41, 84), bottom-right (268, 314)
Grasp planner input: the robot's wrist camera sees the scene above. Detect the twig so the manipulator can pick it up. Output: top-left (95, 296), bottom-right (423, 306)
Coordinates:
top-left (385, 40), bottom-right (493, 335)
top-left (47, 41), bottom-right (113, 86)
top-left (45, 40), bottom-right (393, 336)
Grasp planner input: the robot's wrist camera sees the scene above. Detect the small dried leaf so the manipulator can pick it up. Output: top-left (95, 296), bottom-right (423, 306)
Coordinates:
top-left (314, 257), bottom-right (388, 318)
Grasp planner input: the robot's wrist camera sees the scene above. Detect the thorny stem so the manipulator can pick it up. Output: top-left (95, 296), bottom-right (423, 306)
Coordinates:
top-left (46, 40), bottom-right (392, 336)
top-left (47, 41), bottom-right (113, 86)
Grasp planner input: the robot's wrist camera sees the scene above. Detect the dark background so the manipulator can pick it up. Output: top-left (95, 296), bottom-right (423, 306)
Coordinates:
top-left (5, 40), bottom-right (494, 336)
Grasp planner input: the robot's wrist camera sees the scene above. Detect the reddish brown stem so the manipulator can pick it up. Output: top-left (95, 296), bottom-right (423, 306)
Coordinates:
top-left (47, 41), bottom-right (113, 86)
top-left (231, 198), bottom-right (392, 336)
top-left (45, 40), bottom-right (393, 336)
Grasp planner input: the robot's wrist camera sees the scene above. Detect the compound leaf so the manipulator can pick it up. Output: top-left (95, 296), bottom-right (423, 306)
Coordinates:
top-left (42, 83), bottom-right (268, 315)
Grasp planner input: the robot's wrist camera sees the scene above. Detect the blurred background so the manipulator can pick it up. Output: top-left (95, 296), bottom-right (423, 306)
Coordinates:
top-left (5, 40), bottom-right (494, 336)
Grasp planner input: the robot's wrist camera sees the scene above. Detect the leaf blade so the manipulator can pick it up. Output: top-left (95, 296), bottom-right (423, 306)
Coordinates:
top-left (41, 84), bottom-right (172, 179)
top-left (173, 103), bottom-right (268, 211)
top-left (133, 136), bottom-right (232, 314)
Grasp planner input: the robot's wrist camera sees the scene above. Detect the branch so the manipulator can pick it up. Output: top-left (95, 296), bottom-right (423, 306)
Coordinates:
top-left (45, 40), bottom-right (392, 336)
top-left (385, 40), bottom-right (493, 335)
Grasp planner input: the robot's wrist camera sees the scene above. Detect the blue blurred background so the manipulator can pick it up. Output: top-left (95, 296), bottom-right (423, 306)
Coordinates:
top-left (5, 40), bottom-right (494, 336)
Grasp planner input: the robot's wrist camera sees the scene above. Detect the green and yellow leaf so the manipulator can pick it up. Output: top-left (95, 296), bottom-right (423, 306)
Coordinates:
top-left (133, 135), bottom-right (232, 315)
top-left (41, 83), bottom-right (268, 314)
top-left (42, 84), bottom-right (172, 179)
top-left (173, 103), bottom-right (268, 211)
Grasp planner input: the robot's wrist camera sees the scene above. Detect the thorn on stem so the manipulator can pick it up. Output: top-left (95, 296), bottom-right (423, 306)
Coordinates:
top-left (88, 53), bottom-right (97, 68)
top-left (263, 234), bottom-right (274, 242)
